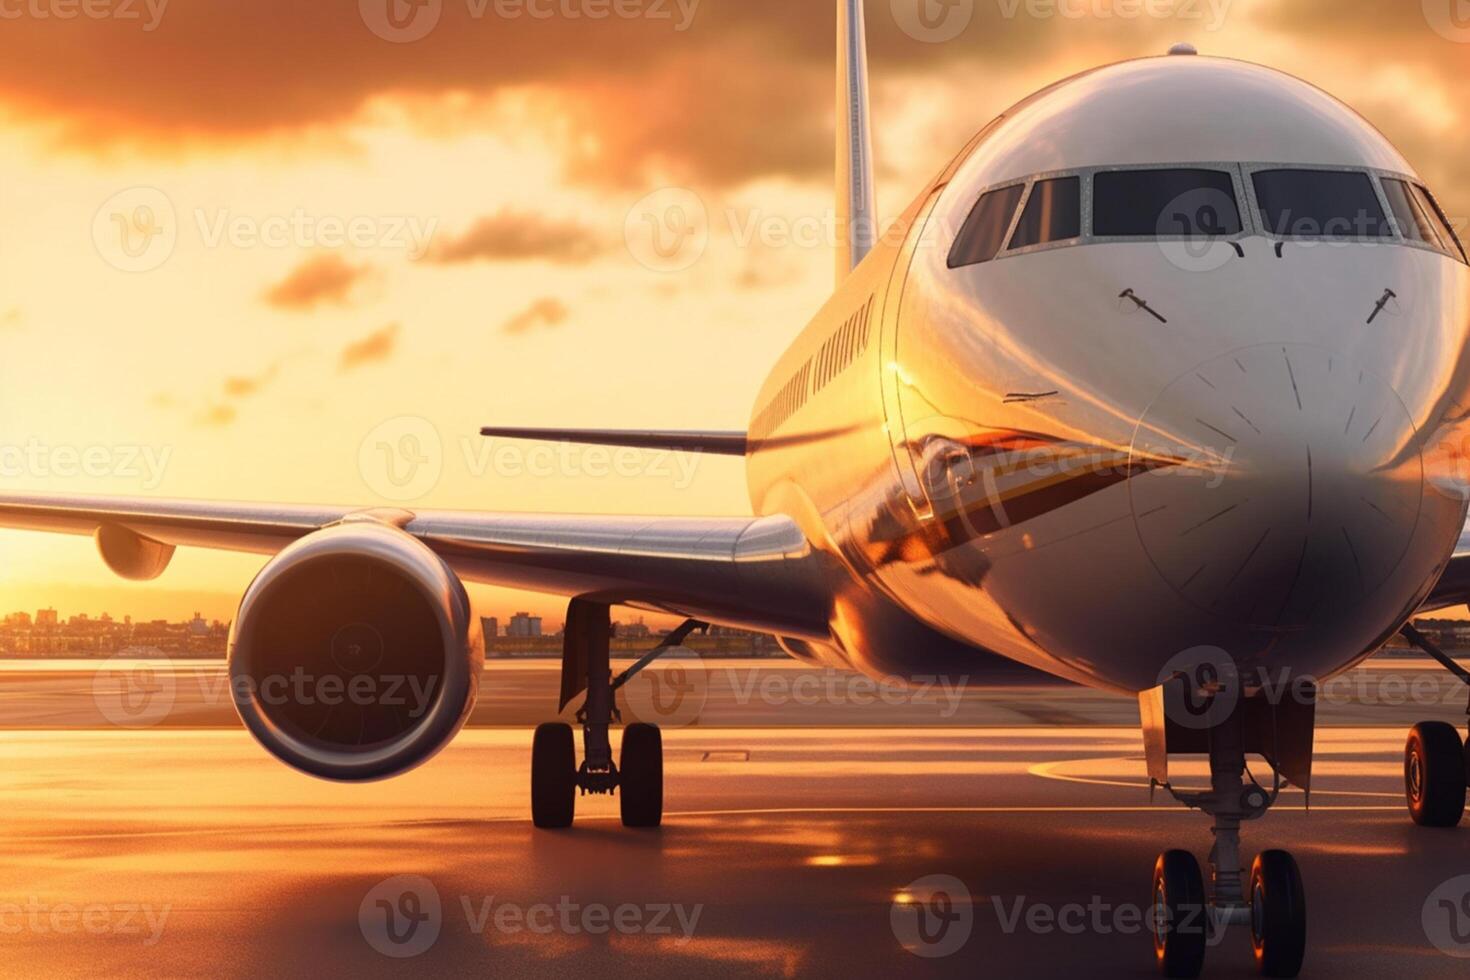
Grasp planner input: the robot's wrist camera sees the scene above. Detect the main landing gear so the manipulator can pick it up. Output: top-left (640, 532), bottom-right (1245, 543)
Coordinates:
top-left (1397, 625), bottom-right (1469, 828)
top-left (1151, 711), bottom-right (1306, 978)
top-left (530, 599), bottom-right (705, 830)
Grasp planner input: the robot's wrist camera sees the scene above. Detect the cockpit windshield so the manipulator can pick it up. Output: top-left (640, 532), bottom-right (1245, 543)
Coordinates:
top-left (1093, 168), bottom-right (1242, 238)
top-left (947, 163), bottom-right (1466, 266)
top-left (1251, 169), bottom-right (1392, 239)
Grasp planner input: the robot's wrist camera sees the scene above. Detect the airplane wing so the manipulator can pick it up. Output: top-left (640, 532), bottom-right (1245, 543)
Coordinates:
top-left (0, 492), bottom-right (833, 639)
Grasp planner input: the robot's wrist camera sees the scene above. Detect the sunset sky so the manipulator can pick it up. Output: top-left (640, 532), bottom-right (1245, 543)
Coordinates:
top-left (0, 0), bottom-right (1466, 626)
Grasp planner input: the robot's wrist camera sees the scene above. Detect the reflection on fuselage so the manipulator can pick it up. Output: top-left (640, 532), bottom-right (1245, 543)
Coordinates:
top-left (745, 56), bottom-right (1470, 694)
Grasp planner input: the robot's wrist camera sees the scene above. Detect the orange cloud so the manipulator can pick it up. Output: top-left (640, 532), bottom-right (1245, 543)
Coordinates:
top-left (501, 298), bottom-right (569, 335)
top-left (427, 210), bottom-right (606, 265)
top-left (197, 404), bottom-right (237, 428)
top-left (339, 322), bottom-right (400, 370)
top-left (264, 254), bottom-right (373, 310)
top-left (0, 3), bottom-right (1075, 186)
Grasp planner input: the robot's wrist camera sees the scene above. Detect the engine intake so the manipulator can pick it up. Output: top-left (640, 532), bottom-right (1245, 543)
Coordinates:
top-left (228, 521), bottom-right (482, 781)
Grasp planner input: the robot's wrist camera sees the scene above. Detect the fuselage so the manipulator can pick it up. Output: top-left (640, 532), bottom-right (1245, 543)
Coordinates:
top-left (745, 55), bottom-right (1470, 694)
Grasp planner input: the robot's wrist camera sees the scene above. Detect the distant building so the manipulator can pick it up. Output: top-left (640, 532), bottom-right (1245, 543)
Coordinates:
top-left (35, 608), bottom-right (57, 627)
top-left (618, 618), bottom-right (652, 640)
top-left (507, 612), bottom-right (542, 638)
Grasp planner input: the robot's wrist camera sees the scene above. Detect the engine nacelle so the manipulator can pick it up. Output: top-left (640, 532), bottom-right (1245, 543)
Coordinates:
top-left (228, 521), bottom-right (482, 781)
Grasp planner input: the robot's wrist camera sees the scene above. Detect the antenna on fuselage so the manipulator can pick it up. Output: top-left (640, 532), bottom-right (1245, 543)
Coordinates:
top-left (836, 0), bottom-right (877, 283)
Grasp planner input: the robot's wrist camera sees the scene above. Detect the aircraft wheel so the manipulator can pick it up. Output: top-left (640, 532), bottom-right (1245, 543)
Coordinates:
top-left (1250, 850), bottom-right (1306, 978)
top-left (620, 723), bottom-right (663, 828)
top-left (1152, 849), bottom-right (1207, 978)
top-left (531, 722), bottom-right (576, 829)
top-left (1405, 722), bottom-right (1466, 828)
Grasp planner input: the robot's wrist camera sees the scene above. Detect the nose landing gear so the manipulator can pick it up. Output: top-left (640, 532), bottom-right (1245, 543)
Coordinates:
top-left (1397, 625), bottom-right (1469, 828)
top-left (1140, 672), bottom-right (1314, 978)
top-left (1151, 708), bottom-right (1307, 978)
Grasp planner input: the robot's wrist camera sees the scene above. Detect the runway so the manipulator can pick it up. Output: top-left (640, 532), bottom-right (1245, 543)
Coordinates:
top-left (3, 709), bottom-right (1470, 976)
top-left (3, 656), bottom-right (1470, 977)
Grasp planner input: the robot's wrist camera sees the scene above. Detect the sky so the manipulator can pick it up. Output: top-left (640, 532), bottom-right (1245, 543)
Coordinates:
top-left (0, 0), bottom-right (1467, 626)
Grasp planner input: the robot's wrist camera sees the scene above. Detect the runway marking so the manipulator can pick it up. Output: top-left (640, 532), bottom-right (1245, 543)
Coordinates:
top-left (1027, 758), bottom-right (1405, 799)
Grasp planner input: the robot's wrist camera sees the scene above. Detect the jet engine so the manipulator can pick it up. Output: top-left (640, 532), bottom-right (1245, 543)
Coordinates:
top-left (228, 520), bottom-right (482, 781)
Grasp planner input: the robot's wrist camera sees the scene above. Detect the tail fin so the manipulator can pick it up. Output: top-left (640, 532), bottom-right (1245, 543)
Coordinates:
top-left (836, 0), bottom-right (877, 284)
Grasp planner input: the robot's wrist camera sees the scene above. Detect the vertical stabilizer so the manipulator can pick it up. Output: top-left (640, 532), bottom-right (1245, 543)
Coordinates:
top-left (836, 0), bottom-right (877, 283)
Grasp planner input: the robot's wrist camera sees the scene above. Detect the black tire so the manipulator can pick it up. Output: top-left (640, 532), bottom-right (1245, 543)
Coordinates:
top-left (1405, 722), bottom-right (1466, 828)
top-left (1152, 850), bottom-right (1207, 978)
top-left (620, 723), bottom-right (663, 828)
top-left (1250, 850), bottom-right (1306, 978)
top-left (531, 722), bottom-right (576, 829)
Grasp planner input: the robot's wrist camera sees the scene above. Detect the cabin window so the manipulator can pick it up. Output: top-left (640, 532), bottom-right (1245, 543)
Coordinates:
top-left (1008, 176), bottom-right (1081, 249)
top-left (1252, 169), bottom-right (1391, 239)
top-left (1093, 168), bottom-right (1242, 237)
top-left (948, 183), bottom-right (1025, 267)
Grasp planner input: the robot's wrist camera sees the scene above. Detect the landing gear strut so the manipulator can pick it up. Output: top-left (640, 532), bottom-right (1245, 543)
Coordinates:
top-left (1140, 671), bottom-right (1313, 978)
top-left (1397, 625), bottom-right (1469, 828)
top-left (1153, 709), bottom-right (1306, 978)
top-left (529, 599), bottom-right (705, 830)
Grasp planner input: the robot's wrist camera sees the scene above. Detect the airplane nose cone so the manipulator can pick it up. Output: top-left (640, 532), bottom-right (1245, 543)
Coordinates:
top-left (1129, 344), bottom-right (1424, 630)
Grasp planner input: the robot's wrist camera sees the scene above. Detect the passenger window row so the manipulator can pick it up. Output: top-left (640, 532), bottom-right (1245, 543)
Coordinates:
top-left (752, 295), bottom-right (876, 442)
top-left (948, 165), bottom-right (1466, 268)
top-left (815, 297), bottom-right (874, 392)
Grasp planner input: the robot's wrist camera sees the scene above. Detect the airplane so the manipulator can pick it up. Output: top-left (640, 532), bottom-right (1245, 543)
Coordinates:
top-left (2, 3), bottom-right (1469, 977)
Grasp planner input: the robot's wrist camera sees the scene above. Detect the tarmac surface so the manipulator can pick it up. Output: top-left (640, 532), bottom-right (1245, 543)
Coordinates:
top-left (1, 657), bottom-right (1469, 978)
